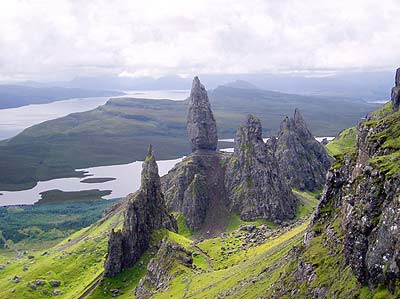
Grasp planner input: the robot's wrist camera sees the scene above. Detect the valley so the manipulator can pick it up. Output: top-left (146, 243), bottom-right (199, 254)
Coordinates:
top-left (0, 73), bottom-right (399, 299)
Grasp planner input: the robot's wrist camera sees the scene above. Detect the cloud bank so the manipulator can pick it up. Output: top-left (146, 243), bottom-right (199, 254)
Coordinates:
top-left (1, 0), bottom-right (399, 81)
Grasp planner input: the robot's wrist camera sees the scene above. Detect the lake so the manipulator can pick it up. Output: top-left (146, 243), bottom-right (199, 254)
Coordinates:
top-left (0, 157), bottom-right (184, 206)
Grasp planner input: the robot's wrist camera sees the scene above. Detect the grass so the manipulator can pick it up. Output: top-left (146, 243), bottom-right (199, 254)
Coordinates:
top-left (175, 213), bottom-right (193, 238)
top-left (0, 207), bottom-right (124, 299)
top-left (367, 104), bottom-right (400, 178)
top-left (325, 126), bottom-right (357, 157)
top-left (293, 189), bottom-right (320, 219)
top-left (225, 213), bottom-right (279, 233)
top-left (153, 222), bottom-right (308, 298)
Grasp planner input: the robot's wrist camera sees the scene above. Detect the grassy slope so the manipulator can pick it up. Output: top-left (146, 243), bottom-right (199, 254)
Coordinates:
top-left (325, 126), bottom-right (357, 157)
top-left (0, 87), bottom-right (379, 191)
top-left (0, 207), bottom-right (124, 299)
top-left (0, 191), bottom-right (316, 298)
top-left (367, 102), bottom-right (400, 178)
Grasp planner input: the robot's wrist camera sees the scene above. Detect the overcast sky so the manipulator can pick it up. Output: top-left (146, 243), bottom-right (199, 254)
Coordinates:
top-left (1, 0), bottom-right (400, 82)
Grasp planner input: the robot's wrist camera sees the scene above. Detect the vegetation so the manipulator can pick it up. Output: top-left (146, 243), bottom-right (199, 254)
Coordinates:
top-left (368, 103), bottom-right (400, 178)
top-left (0, 200), bottom-right (119, 252)
top-left (325, 126), bottom-right (357, 157)
top-left (37, 189), bottom-right (112, 204)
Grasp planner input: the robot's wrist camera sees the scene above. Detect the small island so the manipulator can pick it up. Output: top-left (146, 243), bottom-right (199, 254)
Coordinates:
top-left (80, 177), bottom-right (116, 184)
top-left (37, 189), bottom-right (112, 204)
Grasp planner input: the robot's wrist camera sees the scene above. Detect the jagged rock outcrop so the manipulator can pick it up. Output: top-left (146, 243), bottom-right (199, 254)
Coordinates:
top-left (104, 146), bottom-right (177, 277)
top-left (162, 151), bottom-right (228, 233)
top-left (225, 115), bottom-right (297, 221)
top-left (391, 68), bottom-right (400, 110)
top-left (271, 109), bottom-right (331, 191)
top-left (187, 76), bottom-right (218, 152)
top-left (134, 240), bottom-right (193, 299)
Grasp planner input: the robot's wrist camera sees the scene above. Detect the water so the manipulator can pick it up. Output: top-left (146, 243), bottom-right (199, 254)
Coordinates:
top-left (0, 157), bottom-right (183, 206)
top-left (120, 90), bottom-right (189, 101)
top-left (0, 90), bottom-right (190, 141)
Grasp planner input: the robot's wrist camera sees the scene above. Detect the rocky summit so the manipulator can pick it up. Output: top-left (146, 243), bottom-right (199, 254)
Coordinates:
top-left (225, 114), bottom-right (297, 221)
top-left (104, 146), bottom-right (177, 277)
top-left (270, 109), bottom-right (331, 191)
top-left (187, 76), bottom-right (218, 152)
top-left (391, 67), bottom-right (400, 110)
top-left (163, 79), bottom-right (299, 235)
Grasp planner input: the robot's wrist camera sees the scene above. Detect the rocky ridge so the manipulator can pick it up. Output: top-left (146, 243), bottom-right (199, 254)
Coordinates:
top-left (104, 146), bottom-right (177, 277)
top-left (225, 114), bottom-right (297, 221)
top-left (269, 109), bottom-right (331, 191)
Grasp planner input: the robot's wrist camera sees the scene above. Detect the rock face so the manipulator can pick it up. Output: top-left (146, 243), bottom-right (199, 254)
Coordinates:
top-left (391, 68), bottom-right (400, 110)
top-left (162, 151), bottom-right (228, 233)
top-left (104, 146), bottom-right (177, 277)
top-left (310, 99), bottom-right (400, 290)
top-left (134, 240), bottom-right (193, 299)
top-left (187, 76), bottom-right (218, 152)
top-left (225, 115), bottom-right (297, 221)
top-left (271, 109), bottom-right (331, 191)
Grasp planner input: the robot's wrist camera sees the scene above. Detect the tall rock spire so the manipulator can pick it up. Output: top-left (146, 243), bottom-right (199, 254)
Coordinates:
top-left (104, 147), bottom-right (177, 277)
top-left (391, 68), bottom-right (400, 110)
top-left (187, 76), bottom-right (218, 152)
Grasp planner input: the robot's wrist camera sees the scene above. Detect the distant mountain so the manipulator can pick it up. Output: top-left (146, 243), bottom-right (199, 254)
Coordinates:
top-left (0, 85), bottom-right (124, 109)
top-left (0, 85), bottom-right (380, 191)
top-left (15, 69), bottom-right (395, 101)
top-left (222, 80), bottom-right (260, 90)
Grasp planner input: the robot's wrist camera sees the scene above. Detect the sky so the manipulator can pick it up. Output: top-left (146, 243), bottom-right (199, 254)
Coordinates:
top-left (1, 0), bottom-right (400, 82)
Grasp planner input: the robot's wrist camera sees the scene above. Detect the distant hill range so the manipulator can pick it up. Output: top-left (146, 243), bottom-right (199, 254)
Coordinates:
top-left (0, 85), bottom-right (124, 109)
top-left (17, 69), bottom-right (395, 101)
top-left (0, 85), bottom-right (380, 191)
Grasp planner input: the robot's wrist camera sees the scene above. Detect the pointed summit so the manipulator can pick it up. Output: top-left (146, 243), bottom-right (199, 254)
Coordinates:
top-left (273, 109), bottom-right (331, 191)
top-left (141, 144), bottom-right (160, 189)
top-left (239, 114), bottom-right (263, 143)
top-left (104, 147), bottom-right (177, 277)
top-left (187, 76), bottom-right (218, 152)
top-left (293, 108), bottom-right (305, 124)
top-left (391, 67), bottom-right (400, 110)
